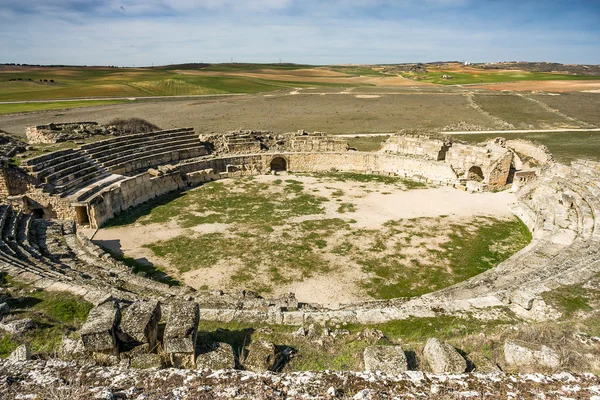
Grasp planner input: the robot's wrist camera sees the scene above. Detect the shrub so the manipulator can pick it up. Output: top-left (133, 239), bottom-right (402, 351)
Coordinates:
top-left (108, 117), bottom-right (160, 135)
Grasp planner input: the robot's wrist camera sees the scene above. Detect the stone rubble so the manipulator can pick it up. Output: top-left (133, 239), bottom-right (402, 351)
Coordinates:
top-left (2, 359), bottom-right (600, 399)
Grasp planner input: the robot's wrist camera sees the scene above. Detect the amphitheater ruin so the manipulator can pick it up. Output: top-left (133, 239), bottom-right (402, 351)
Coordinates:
top-left (0, 124), bottom-right (599, 374)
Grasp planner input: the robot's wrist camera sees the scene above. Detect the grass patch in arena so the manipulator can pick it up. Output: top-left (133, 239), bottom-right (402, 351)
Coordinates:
top-left (304, 171), bottom-right (428, 188)
top-left (356, 216), bottom-right (531, 299)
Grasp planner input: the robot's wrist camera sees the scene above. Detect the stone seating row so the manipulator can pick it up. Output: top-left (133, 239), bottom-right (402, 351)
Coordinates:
top-left (22, 129), bottom-right (208, 200)
top-left (79, 128), bottom-right (196, 153)
top-left (84, 129), bottom-right (198, 161)
top-left (0, 204), bottom-right (191, 304)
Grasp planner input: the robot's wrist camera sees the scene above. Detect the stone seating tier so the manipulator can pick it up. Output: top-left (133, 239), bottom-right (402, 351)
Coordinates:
top-left (68, 174), bottom-right (128, 203)
top-left (99, 139), bottom-right (205, 171)
top-left (80, 128), bottom-right (196, 154)
top-left (21, 149), bottom-right (78, 172)
top-left (87, 131), bottom-right (199, 161)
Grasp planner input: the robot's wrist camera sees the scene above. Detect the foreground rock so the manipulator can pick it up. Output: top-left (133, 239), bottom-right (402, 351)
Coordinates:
top-left (0, 318), bottom-right (33, 334)
top-left (80, 301), bottom-right (120, 354)
top-left (8, 345), bottom-right (30, 362)
top-left (363, 345), bottom-right (408, 374)
top-left (504, 340), bottom-right (561, 370)
top-left (2, 359), bottom-right (600, 399)
top-left (196, 342), bottom-right (236, 370)
top-left (163, 301), bottom-right (199, 368)
top-left (423, 338), bottom-right (467, 374)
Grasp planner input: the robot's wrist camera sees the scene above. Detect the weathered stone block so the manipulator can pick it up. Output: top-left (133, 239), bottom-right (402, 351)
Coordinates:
top-left (130, 353), bottom-right (163, 369)
top-left (504, 340), bottom-right (560, 370)
top-left (0, 318), bottom-right (33, 334)
top-left (164, 301), bottom-right (199, 368)
top-left (363, 345), bottom-right (408, 374)
top-left (423, 338), bottom-right (467, 374)
top-left (80, 301), bottom-right (120, 354)
top-left (8, 344), bottom-right (30, 361)
top-left (196, 342), bottom-right (236, 370)
top-left (118, 300), bottom-right (161, 349)
top-left (244, 340), bottom-right (275, 372)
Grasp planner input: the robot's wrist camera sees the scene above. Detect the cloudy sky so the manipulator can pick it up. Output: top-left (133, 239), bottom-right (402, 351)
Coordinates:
top-left (1, 0), bottom-right (599, 66)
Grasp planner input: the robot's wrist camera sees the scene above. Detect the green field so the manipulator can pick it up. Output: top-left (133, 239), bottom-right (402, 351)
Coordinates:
top-left (400, 70), bottom-right (600, 85)
top-left (453, 131), bottom-right (600, 163)
top-left (0, 99), bottom-right (131, 114)
top-left (0, 64), bottom-right (375, 102)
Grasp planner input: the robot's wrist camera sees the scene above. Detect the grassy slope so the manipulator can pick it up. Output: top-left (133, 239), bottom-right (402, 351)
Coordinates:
top-left (0, 273), bottom-right (92, 357)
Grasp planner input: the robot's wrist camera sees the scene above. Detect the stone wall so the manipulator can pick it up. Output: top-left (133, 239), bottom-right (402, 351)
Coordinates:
top-left (380, 134), bottom-right (450, 161)
top-left (445, 142), bottom-right (512, 188)
top-left (0, 165), bottom-right (37, 201)
top-left (88, 169), bottom-right (187, 228)
top-left (8, 189), bottom-right (75, 220)
top-left (505, 139), bottom-right (554, 167)
top-left (25, 122), bottom-right (104, 144)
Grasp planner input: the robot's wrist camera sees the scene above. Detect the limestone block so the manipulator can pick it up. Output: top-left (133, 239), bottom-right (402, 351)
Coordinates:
top-left (118, 300), bottom-right (161, 349)
top-left (363, 345), bottom-right (408, 374)
top-left (0, 318), bottom-right (34, 334)
top-left (164, 301), bottom-right (199, 368)
top-left (196, 341), bottom-right (236, 370)
top-left (244, 340), bottom-right (275, 372)
top-left (504, 340), bottom-right (560, 370)
top-left (9, 344), bottom-right (30, 361)
top-left (423, 338), bottom-right (467, 374)
top-left (80, 301), bottom-right (120, 354)
top-left (0, 302), bottom-right (10, 316)
top-left (130, 353), bottom-right (163, 369)
top-left (59, 337), bottom-right (86, 360)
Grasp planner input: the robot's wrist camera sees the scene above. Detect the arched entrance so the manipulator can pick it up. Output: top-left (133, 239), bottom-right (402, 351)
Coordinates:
top-left (270, 157), bottom-right (287, 172)
top-left (467, 166), bottom-right (484, 182)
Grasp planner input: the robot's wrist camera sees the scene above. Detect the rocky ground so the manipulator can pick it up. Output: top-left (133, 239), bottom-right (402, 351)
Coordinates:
top-left (1, 359), bottom-right (600, 399)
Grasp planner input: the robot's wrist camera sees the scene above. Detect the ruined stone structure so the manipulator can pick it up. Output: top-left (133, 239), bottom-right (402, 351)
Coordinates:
top-left (0, 125), bottom-right (598, 341)
top-left (25, 122), bottom-right (113, 144)
top-left (381, 133), bottom-right (513, 189)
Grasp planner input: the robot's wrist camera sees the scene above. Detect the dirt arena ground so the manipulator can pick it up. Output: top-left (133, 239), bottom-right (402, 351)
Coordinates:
top-left (91, 174), bottom-right (522, 306)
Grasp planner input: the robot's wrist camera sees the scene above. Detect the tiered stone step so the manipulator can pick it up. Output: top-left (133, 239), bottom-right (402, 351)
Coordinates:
top-left (79, 128), bottom-right (206, 176)
top-left (67, 174), bottom-right (128, 203)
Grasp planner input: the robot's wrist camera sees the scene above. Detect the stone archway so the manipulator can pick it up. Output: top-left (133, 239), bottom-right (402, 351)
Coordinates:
top-left (270, 157), bottom-right (287, 172)
top-left (467, 166), bottom-right (484, 182)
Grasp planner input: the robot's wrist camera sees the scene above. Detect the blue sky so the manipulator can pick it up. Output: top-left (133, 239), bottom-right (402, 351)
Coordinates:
top-left (1, 0), bottom-right (599, 66)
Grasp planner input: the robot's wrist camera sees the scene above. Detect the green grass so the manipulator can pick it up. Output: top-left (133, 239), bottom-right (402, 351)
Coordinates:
top-left (100, 247), bottom-right (181, 286)
top-left (0, 99), bottom-right (130, 114)
top-left (453, 131), bottom-right (600, 163)
top-left (347, 136), bottom-right (388, 152)
top-left (307, 171), bottom-right (428, 188)
top-left (358, 216), bottom-right (531, 299)
top-left (0, 274), bottom-right (93, 357)
top-left (400, 69), bottom-right (600, 85)
top-left (542, 282), bottom-right (598, 317)
top-left (0, 64), bottom-right (370, 102)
